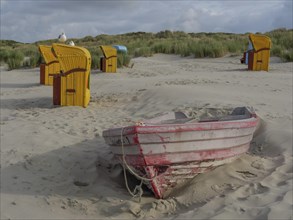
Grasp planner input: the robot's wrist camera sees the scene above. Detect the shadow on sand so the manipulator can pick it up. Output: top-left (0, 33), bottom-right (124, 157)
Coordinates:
top-left (222, 68), bottom-right (248, 72)
top-left (1, 83), bottom-right (40, 89)
top-left (1, 137), bottom-right (132, 200)
top-left (0, 97), bottom-right (54, 110)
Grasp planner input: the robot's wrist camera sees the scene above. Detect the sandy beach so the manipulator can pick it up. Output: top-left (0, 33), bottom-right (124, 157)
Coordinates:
top-left (1, 54), bottom-right (292, 219)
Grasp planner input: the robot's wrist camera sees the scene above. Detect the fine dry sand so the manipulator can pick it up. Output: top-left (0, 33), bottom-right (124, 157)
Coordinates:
top-left (1, 54), bottom-right (292, 219)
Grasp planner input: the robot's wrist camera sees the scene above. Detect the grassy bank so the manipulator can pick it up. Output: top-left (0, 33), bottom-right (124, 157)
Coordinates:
top-left (1, 28), bottom-right (292, 70)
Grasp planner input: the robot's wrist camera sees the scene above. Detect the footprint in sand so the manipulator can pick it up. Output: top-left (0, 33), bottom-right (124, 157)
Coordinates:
top-left (246, 182), bottom-right (269, 195)
top-left (251, 160), bottom-right (265, 170)
top-left (236, 170), bottom-right (257, 178)
top-left (211, 183), bottom-right (238, 194)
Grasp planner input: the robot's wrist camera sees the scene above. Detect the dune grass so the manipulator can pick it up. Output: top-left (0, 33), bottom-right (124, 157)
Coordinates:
top-left (0, 28), bottom-right (292, 70)
top-left (266, 28), bottom-right (293, 61)
top-left (117, 52), bottom-right (131, 68)
top-left (5, 50), bottom-right (25, 70)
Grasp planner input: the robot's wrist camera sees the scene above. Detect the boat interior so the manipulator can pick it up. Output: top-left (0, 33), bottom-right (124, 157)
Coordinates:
top-left (143, 107), bottom-right (255, 125)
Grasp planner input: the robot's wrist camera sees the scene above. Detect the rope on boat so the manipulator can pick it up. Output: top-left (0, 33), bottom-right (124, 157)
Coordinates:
top-left (120, 126), bottom-right (156, 201)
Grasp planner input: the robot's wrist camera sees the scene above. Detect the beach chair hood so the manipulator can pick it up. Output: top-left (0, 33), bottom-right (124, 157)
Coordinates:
top-left (249, 34), bottom-right (272, 52)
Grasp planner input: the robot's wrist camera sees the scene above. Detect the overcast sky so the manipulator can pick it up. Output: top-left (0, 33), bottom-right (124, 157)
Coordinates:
top-left (1, 0), bottom-right (292, 43)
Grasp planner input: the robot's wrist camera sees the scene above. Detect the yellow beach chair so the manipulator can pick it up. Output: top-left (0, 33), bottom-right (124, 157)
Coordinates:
top-left (100, 45), bottom-right (117, 73)
top-left (52, 43), bottom-right (91, 108)
top-left (38, 45), bottom-right (60, 85)
top-left (248, 34), bottom-right (272, 71)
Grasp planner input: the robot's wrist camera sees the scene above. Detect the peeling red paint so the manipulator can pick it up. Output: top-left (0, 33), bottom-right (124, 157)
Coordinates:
top-left (132, 134), bottom-right (139, 144)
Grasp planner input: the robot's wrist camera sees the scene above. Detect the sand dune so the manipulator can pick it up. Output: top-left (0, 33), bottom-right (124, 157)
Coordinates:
top-left (1, 54), bottom-right (292, 219)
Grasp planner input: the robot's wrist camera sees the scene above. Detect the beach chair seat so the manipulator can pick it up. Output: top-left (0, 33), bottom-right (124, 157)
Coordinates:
top-left (247, 34), bottom-right (271, 71)
top-left (52, 43), bottom-right (91, 107)
top-left (100, 45), bottom-right (117, 73)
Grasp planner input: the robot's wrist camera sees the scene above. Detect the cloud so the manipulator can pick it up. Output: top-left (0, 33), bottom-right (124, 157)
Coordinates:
top-left (1, 0), bottom-right (292, 43)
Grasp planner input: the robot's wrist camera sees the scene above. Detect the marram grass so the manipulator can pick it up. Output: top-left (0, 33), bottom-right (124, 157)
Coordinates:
top-left (0, 28), bottom-right (292, 70)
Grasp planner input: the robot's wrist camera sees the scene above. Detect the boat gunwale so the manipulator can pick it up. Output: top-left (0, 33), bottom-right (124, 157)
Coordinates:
top-left (102, 116), bottom-right (259, 137)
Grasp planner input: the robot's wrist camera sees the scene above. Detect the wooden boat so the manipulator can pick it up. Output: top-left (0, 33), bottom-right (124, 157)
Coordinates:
top-left (102, 107), bottom-right (259, 199)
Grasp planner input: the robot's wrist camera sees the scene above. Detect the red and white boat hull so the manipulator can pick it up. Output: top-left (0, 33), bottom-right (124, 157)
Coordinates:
top-left (103, 107), bottom-right (259, 198)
